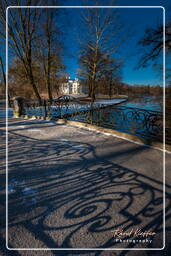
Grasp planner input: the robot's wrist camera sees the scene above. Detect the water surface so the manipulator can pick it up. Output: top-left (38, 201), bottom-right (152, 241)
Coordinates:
top-left (121, 95), bottom-right (163, 112)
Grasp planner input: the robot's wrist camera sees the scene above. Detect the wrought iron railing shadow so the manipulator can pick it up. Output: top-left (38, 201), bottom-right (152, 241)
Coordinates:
top-left (6, 128), bottom-right (170, 250)
top-left (22, 99), bottom-right (171, 145)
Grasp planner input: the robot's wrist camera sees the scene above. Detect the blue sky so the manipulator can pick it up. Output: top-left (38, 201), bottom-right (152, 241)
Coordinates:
top-left (60, 0), bottom-right (171, 85)
top-left (3, 0), bottom-right (170, 86)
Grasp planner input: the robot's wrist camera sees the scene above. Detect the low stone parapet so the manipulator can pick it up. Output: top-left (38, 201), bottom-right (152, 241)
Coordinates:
top-left (12, 96), bottom-right (24, 117)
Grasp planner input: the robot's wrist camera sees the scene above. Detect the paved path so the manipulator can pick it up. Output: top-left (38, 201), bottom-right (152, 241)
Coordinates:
top-left (0, 116), bottom-right (171, 256)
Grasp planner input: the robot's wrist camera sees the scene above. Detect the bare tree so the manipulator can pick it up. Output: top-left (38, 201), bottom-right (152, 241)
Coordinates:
top-left (36, 7), bottom-right (65, 102)
top-left (78, 6), bottom-right (125, 101)
top-left (138, 21), bottom-right (171, 67)
top-left (0, 56), bottom-right (6, 92)
top-left (0, 0), bottom-right (43, 103)
top-left (0, 55), bottom-right (12, 106)
top-left (138, 19), bottom-right (171, 115)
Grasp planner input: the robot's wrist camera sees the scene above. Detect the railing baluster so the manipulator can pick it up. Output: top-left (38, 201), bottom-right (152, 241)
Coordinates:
top-left (44, 99), bottom-right (47, 117)
top-left (20, 98), bottom-right (171, 144)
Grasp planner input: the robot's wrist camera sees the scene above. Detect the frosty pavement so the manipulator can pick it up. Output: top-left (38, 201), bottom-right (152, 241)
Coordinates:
top-left (0, 117), bottom-right (171, 255)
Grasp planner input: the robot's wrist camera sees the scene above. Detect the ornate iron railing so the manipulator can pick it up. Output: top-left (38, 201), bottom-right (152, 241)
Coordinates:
top-left (22, 99), bottom-right (93, 118)
top-left (22, 99), bottom-right (171, 145)
top-left (70, 106), bottom-right (167, 143)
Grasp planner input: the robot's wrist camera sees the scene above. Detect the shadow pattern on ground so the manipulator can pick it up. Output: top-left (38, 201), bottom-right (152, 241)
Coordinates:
top-left (0, 120), bottom-right (171, 256)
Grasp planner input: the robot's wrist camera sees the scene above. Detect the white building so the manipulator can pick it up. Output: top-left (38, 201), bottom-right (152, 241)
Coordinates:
top-left (61, 77), bottom-right (81, 95)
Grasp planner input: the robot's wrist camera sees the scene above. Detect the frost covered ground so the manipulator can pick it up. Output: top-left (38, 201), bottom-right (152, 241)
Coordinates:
top-left (0, 117), bottom-right (170, 254)
top-left (94, 98), bottom-right (127, 105)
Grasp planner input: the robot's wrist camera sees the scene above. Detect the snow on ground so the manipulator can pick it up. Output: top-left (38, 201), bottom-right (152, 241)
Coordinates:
top-left (0, 108), bottom-right (13, 118)
top-left (94, 98), bottom-right (127, 105)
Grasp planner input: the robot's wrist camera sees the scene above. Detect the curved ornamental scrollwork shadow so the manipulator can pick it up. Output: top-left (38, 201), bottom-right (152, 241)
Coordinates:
top-left (7, 132), bottom-right (170, 250)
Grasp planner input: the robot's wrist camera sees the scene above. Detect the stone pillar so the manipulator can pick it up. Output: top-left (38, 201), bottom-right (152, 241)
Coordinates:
top-left (13, 96), bottom-right (24, 117)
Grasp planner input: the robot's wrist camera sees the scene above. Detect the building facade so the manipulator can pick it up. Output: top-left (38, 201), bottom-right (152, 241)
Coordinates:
top-left (60, 77), bottom-right (82, 95)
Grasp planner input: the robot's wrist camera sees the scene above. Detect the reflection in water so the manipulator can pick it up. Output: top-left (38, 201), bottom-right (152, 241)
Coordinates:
top-left (121, 95), bottom-right (163, 112)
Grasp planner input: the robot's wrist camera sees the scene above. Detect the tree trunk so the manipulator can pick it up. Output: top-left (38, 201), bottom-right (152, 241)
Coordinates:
top-left (47, 79), bottom-right (53, 102)
top-left (46, 38), bottom-right (53, 103)
top-left (91, 81), bottom-right (96, 102)
top-left (0, 56), bottom-right (11, 106)
top-left (88, 81), bottom-right (92, 97)
top-left (27, 44), bottom-right (41, 104)
top-left (28, 66), bottom-right (42, 104)
top-left (109, 77), bottom-right (112, 99)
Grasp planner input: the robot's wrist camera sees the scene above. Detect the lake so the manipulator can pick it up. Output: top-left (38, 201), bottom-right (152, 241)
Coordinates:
top-left (120, 95), bottom-right (163, 112)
